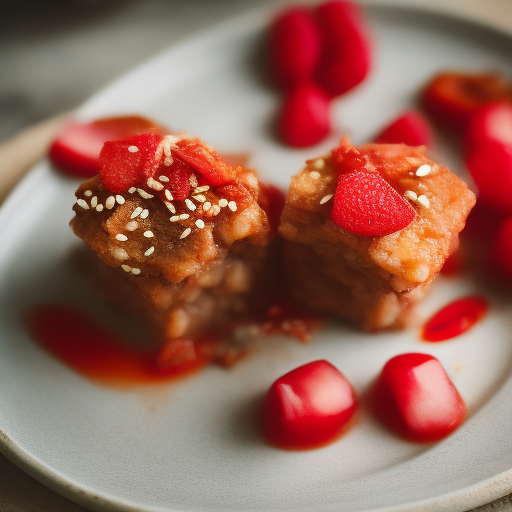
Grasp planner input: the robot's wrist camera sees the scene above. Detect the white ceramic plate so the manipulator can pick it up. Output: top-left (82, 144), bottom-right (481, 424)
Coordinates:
top-left (1, 4), bottom-right (512, 512)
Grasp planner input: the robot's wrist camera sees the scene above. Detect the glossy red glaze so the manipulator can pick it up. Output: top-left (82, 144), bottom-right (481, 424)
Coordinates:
top-left (370, 353), bottom-right (466, 442)
top-left (262, 360), bottom-right (357, 450)
top-left (374, 111), bottom-right (431, 146)
top-left (421, 296), bottom-right (488, 342)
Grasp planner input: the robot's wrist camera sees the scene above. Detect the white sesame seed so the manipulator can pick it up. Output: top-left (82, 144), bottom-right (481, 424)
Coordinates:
top-left (96, 204), bottom-right (104, 212)
top-left (84, 190), bottom-right (92, 197)
top-left (404, 190), bottom-right (418, 201)
top-left (113, 248), bottom-right (128, 260)
top-left (138, 189), bottom-right (154, 199)
top-left (121, 264), bottom-right (132, 272)
top-left (164, 157), bottom-right (173, 167)
top-left (165, 201), bottom-right (176, 214)
top-left (128, 145), bottom-right (139, 153)
top-left (228, 201), bottom-right (237, 212)
top-left (246, 174), bottom-right (258, 188)
top-left (189, 175), bottom-right (198, 188)
top-left (180, 227), bottom-right (192, 239)
top-left (313, 158), bottom-right (325, 169)
top-left (140, 209), bottom-right (149, 219)
top-left (131, 268), bottom-right (141, 275)
top-left (76, 199), bottom-right (89, 209)
top-left (90, 196), bottom-right (98, 208)
top-left (143, 230), bottom-right (154, 238)
top-left (193, 194), bottom-right (206, 203)
top-left (125, 221), bottom-right (138, 231)
top-left (309, 171), bottom-right (321, 180)
top-left (116, 195), bottom-right (125, 205)
top-left (212, 205), bottom-right (221, 216)
top-left (130, 206), bottom-right (143, 219)
top-left (185, 199), bottom-right (197, 211)
top-left (147, 177), bottom-right (164, 191)
top-left (179, 213), bottom-right (190, 220)
top-left (417, 195), bottom-right (430, 208)
top-left (170, 216), bottom-right (180, 222)
top-left (116, 234), bottom-right (128, 242)
top-left (218, 198), bottom-right (228, 208)
top-left (415, 164), bottom-right (432, 177)
top-left (165, 189), bottom-right (173, 201)
top-left (128, 187), bottom-right (137, 194)
top-left (144, 246), bottom-right (155, 256)
top-left (159, 175), bottom-right (169, 182)
top-left (203, 202), bottom-right (212, 211)
top-left (195, 219), bottom-right (205, 229)
top-left (319, 194), bottom-right (334, 204)
top-left (194, 185), bottom-right (210, 193)
top-left (105, 196), bottom-right (116, 209)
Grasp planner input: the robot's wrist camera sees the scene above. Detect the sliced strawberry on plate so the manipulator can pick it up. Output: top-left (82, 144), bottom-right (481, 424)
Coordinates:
top-left (374, 111), bottom-right (432, 146)
top-left (49, 116), bottom-right (163, 178)
top-left (99, 132), bottom-right (162, 193)
top-left (331, 170), bottom-right (416, 236)
top-left (465, 101), bottom-right (512, 150)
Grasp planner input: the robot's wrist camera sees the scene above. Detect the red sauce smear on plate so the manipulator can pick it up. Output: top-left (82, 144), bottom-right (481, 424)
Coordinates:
top-left (27, 305), bottom-right (211, 386)
top-left (421, 296), bottom-right (488, 342)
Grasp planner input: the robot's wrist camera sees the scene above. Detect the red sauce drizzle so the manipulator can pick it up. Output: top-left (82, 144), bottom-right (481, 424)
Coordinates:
top-left (27, 305), bottom-right (211, 387)
top-left (421, 296), bottom-right (488, 342)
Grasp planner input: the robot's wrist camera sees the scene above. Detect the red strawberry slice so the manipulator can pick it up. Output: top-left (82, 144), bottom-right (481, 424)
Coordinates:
top-left (374, 111), bottom-right (432, 146)
top-left (172, 139), bottom-right (236, 186)
top-left (99, 132), bottom-right (162, 193)
top-left (163, 159), bottom-right (193, 201)
top-left (465, 101), bottom-right (512, 150)
top-left (331, 170), bottom-right (416, 236)
top-left (49, 116), bottom-right (164, 178)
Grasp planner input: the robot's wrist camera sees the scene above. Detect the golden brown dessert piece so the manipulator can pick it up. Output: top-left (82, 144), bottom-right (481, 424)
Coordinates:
top-left (279, 136), bottom-right (476, 331)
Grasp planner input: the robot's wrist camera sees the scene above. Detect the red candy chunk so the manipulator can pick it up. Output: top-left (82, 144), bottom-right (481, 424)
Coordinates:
top-left (268, 7), bottom-right (322, 90)
top-left (262, 360), bottom-right (357, 449)
top-left (49, 116), bottom-right (163, 178)
top-left (371, 353), bottom-right (466, 442)
top-left (374, 111), bottom-right (432, 146)
top-left (99, 132), bottom-right (163, 193)
top-left (331, 170), bottom-right (416, 236)
top-left (315, 0), bottom-right (372, 97)
top-left (277, 83), bottom-right (331, 147)
top-left (465, 101), bottom-right (512, 150)
top-left (422, 72), bottom-right (512, 132)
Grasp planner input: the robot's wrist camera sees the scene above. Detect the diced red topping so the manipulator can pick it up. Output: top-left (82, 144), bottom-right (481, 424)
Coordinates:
top-left (277, 82), bottom-right (331, 148)
top-left (161, 158), bottom-right (193, 201)
top-left (491, 216), bottom-right (512, 280)
top-left (258, 183), bottom-right (287, 239)
top-left (465, 101), bottom-right (512, 150)
top-left (268, 7), bottom-right (322, 90)
top-left (262, 360), bottom-right (357, 449)
top-left (49, 116), bottom-right (163, 178)
top-left (99, 133), bottom-right (163, 193)
top-left (374, 111), bottom-right (432, 146)
top-left (370, 353), bottom-right (466, 442)
top-left (331, 170), bottom-right (416, 237)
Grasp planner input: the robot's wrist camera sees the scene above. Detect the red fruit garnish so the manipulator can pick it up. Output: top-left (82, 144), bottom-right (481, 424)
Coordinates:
top-left (422, 72), bottom-right (512, 132)
top-left (262, 360), bottom-right (357, 450)
top-left (258, 183), bottom-right (287, 239)
top-left (49, 116), bottom-right (163, 178)
top-left (374, 111), bottom-right (432, 146)
top-left (491, 216), bottom-right (512, 280)
top-left (315, 0), bottom-right (372, 97)
top-left (370, 353), bottom-right (466, 442)
top-left (465, 101), bottom-right (512, 150)
top-left (99, 132), bottom-right (163, 193)
top-left (268, 7), bottom-right (322, 90)
top-left (172, 139), bottom-right (236, 186)
top-left (277, 83), bottom-right (331, 147)
top-left (331, 170), bottom-right (416, 236)
top-left (162, 158), bottom-right (193, 201)
top-left (465, 139), bottom-right (512, 213)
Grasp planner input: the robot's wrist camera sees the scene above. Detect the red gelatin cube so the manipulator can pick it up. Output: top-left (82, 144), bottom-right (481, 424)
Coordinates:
top-left (262, 360), bottom-right (357, 449)
top-left (371, 353), bottom-right (466, 442)
top-left (465, 101), bottom-right (512, 150)
top-left (374, 111), bottom-right (432, 146)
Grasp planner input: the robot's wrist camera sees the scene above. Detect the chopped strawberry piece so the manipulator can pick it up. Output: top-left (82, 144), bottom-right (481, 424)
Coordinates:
top-left (422, 72), bottom-right (512, 132)
top-left (161, 159), bottom-right (193, 201)
top-left (258, 183), bottom-right (287, 238)
top-left (99, 133), bottom-right (162, 193)
top-left (268, 7), bottom-right (322, 90)
top-left (172, 139), bottom-right (236, 186)
top-left (331, 170), bottom-right (416, 236)
top-left (277, 82), bottom-right (331, 147)
top-left (49, 116), bottom-right (164, 178)
top-left (315, 0), bottom-right (372, 97)
top-left (465, 101), bottom-right (512, 150)
top-left (374, 111), bottom-right (432, 146)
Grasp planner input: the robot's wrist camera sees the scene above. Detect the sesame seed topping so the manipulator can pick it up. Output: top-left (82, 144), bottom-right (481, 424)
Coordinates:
top-left (180, 227), bottom-right (192, 239)
top-left (228, 201), bottom-right (237, 211)
top-left (319, 194), bottom-right (334, 204)
top-left (165, 201), bottom-right (176, 214)
top-left (193, 194), bottom-right (206, 203)
top-left (128, 145), bottom-right (139, 153)
top-left (246, 174), bottom-right (258, 188)
top-left (125, 221), bottom-right (138, 231)
top-left (138, 189), bottom-right (154, 199)
top-left (417, 195), bottom-right (430, 208)
top-left (212, 205), bottom-right (221, 216)
top-left (147, 177), bottom-right (164, 191)
top-left (96, 204), bottom-right (104, 212)
top-left (194, 185), bottom-right (210, 193)
top-left (203, 202), bottom-right (212, 211)
top-left (130, 206), bottom-right (143, 219)
top-left (144, 246), bottom-right (155, 256)
top-left (113, 248), bottom-right (128, 260)
top-left (416, 164), bottom-right (432, 177)
top-left (140, 209), bottom-right (149, 219)
top-left (185, 199), bottom-right (197, 211)
top-left (165, 189), bottom-right (173, 201)
top-left (116, 195), bottom-right (125, 205)
top-left (189, 175), bottom-right (198, 188)
top-left (106, 196), bottom-right (115, 209)
top-left (170, 216), bottom-right (180, 222)
top-left (90, 196), bottom-right (98, 208)
top-left (128, 187), bottom-right (137, 194)
top-left (404, 190), bottom-right (418, 201)
top-left (131, 268), bottom-right (141, 275)
top-left (116, 234), bottom-right (128, 242)
top-left (121, 265), bottom-right (131, 272)
top-left (309, 171), bottom-right (321, 180)
top-left (179, 213), bottom-right (190, 220)
top-left (84, 190), bottom-right (92, 197)
top-left (159, 175), bottom-right (169, 182)
top-left (218, 198), bottom-right (228, 208)
top-left (313, 158), bottom-right (325, 169)
top-left (76, 199), bottom-right (89, 209)
top-left (195, 219), bottom-right (205, 229)
top-left (143, 230), bottom-right (154, 238)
